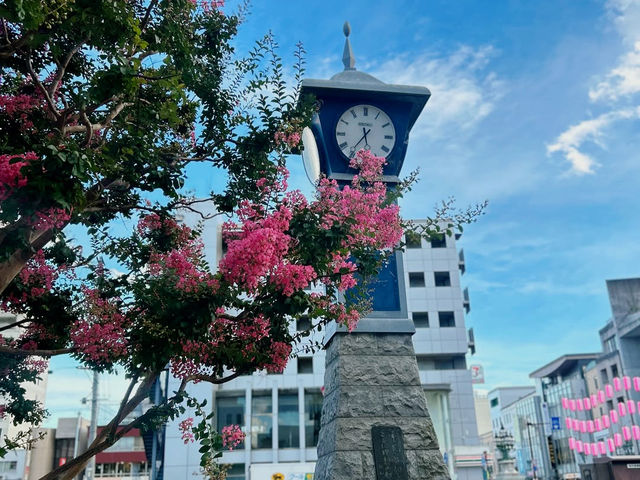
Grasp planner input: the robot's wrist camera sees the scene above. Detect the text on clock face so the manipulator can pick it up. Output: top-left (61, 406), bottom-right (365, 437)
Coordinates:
top-left (334, 104), bottom-right (396, 159)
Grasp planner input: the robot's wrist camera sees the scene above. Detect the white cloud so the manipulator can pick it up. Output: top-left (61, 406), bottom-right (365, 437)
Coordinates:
top-left (371, 45), bottom-right (504, 140)
top-left (590, 41), bottom-right (640, 101)
top-left (546, 108), bottom-right (640, 175)
top-left (548, 0), bottom-right (640, 175)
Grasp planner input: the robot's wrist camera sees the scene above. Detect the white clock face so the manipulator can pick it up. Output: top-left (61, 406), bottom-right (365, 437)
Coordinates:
top-left (335, 104), bottom-right (396, 160)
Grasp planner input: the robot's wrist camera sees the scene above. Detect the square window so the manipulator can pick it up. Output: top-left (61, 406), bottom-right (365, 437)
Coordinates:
top-left (412, 312), bottom-right (429, 328)
top-left (430, 234), bottom-right (446, 248)
top-left (405, 231), bottom-right (422, 249)
top-left (438, 311), bottom-right (455, 327)
top-left (434, 271), bottom-right (451, 287)
top-left (297, 316), bottom-right (311, 332)
top-left (409, 272), bottom-right (425, 287)
top-left (298, 357), bottom-right (313, 374)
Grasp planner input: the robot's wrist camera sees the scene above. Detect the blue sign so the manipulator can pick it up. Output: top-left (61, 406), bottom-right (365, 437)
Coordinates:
top-left (551, 417), bottom-right (561, 431)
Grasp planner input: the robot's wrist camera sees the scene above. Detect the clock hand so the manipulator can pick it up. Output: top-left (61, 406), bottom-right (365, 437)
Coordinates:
top-left (352, 128), bottom-right (372, 150)
top-left (362, 127), bottom-right (370, 146)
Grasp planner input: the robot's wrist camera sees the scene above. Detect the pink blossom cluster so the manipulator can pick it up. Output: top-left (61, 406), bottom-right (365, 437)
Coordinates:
top-left (221, 424), bottom-right (245, 450)
top-left (0, 404), bottom-right (5, 418)
top-left (0, 93), bottom-right (40, 130)
top-left (188, 0), bottom-right (224, 13)
top-left (26, 357), bottom-right (49, 374)
top-left (327, 303), bottom-right (360, 332)
top-left (139, 214), bottom-right (218, 294)
top-left (178, 417), bottom-right (195, 444)
top-left (270, 263), bottom-right (317, 296)
top-left (274, 131), bottom-right (301, 149)
top-left (314, 150), bottom-right (403, 252)
top-left (263, 341), bottom-right (291, 373)
top-left (328, 253), bottom-right (358, 292)
top-left (0, 152), bottom-right (34, 201)
top-left (1, 250), bottom-right (59, 312)
top-left (69, 289), bottom-right (128, 364)
top-left (25, 207), bottom-right (72, 230)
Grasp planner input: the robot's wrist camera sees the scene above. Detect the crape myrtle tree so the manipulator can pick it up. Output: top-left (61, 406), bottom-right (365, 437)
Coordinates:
top-left (0, 0), bottom-right (485, 479)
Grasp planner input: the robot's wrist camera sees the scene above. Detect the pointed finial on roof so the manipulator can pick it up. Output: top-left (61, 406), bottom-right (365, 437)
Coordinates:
top-left (342, 21), bottom-right (356, 71)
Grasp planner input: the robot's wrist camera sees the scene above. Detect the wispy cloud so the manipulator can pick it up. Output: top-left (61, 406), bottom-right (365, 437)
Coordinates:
top-left (371, 45), bottom-right (504, 140)
top-left (546, 108), bottom-right (640, 175)
top-left (548, 0), bottom-right (640, 175)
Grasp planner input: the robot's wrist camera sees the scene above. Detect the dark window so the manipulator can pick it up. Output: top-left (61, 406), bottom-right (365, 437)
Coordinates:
top-left (278, 391), bottom-right (299, 448)
top-left (405, 231), bottom-right (422, 249)
top-left (430, 234), bottom-right (446, 248)
top-left (412, 312), bottom-right (429, 328)
top-left (617, 396), bottom-right (625, 405)
top-left (297, 316), bottom-right (311, 332)
top-left (226, 464), bottom-right (245, 480)
top-left (251, 394), bottom-right (272, 449)
top-left (305, 390), bottom-right (323, 447)
top-left (434, 271), bottom-right (451, 287)
top-left (409, 272), bottom-right (425, 287)
top-left (490, 398), bottom-right (499, 408)
top-left (217, 394), bottom-right (246, 450)
top-left (435, 358), bottom-right (455, 370)
top-left (298, 357), bottom-right (313, 374)
top-left (600, 368), bottom-right (609, 384)
top-left (611, 364), bottom-right (619, 378)
top-left (54, 438), bottom-right (75, 468)
top-left (438, 311), bottom-right (455, 327)
top-left (607, 400), bottom-right (614, 411)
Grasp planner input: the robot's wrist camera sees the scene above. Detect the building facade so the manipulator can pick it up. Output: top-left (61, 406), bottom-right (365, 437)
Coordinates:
top-left (161, 208), bottom-right (483, 480)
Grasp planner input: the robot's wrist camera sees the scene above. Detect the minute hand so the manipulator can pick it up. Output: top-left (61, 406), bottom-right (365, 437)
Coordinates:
top-left (352, 128), bottom-right (371, 150)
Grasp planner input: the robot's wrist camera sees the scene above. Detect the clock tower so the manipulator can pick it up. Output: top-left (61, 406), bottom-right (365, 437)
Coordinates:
top-left (303, 23), bottom-right (451, 480)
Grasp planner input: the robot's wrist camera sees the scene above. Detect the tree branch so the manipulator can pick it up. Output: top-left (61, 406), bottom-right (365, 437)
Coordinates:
top-left (0, 345), bottom-right (75, 356)
top-left (64, 102), bottom-right (133, 135)
top-left (0, 318), bottom-right (31, 333)
top-left (186, 370), bottom-right (244, 384)
top-left (26, 54), bottom-right (60, 120)
top-left (50, 37), bottom-right (87, 97)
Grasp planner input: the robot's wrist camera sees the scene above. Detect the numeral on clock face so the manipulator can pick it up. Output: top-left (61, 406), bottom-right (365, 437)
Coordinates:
top-left (335, 104), bottom-right (396, 159)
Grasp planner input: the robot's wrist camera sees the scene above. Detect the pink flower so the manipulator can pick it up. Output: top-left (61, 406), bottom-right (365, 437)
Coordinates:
top-left (0, 152), bottom-right (35, 200)
top-left (179, 417), bottom-right (195, 444)
top-left (221, 424), bottom-right (245, 450)
top-left (270, 263), bottom-right (317, 296)
top-left (264, 341), bottom-right (291, 373)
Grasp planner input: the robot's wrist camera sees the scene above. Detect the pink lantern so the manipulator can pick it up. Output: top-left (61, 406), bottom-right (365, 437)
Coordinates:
top-left (584, 443), bottom-right (591, 455)
top-left (603, 415), bottom-right (611, 429)
top-left (592, 443), bottom-right (598, 457)
top-left (577, 398), bottom-right (584, 411)
top-left (591, 393), bottom-right (598, 407)
top-left (562, 397), bottom-right (570, 409)
top-left (565, 417), bottom-right (572, 430)
top-left (623, 376), bottom-right (632, 390)
top-left (581, 420), bottom-right (588, 433)
top-left (595, 418), bottom-right (602, 431)
top-left (628, 400), bottom-right (636, 415)
top-left (584, 397), bottom-right (591, 410)
top-left (633, 425), bottom-right (640, 440)
top-left (623, 426), bottom-right (631, 441)
top-left (634, 376), bottom-right (640, 391)
top-left (618, 401), bottom-right (627, 416)
top-left (611, 410), bottom-right (619, 424)
top-left (608, 438), bottom-right (615, 453)
top-left (576, 440), bottom-right (583, 453)
top-left (569, 399), bottom-right (576, 411)
top-left (614, 433), bottom-right (622, 447)
top-left (606, 384), bottom-right (614, 398)
top-left (587, 420), bottom-right (595, 433)
top-left (569, 437), bottom-right (576, 449)
top-left (599, 441), bottom-right (606, 455)
top-left (598, 390), bottom-right (606, 403)
top-left (613, 377), bottom-right (622, 391)
top-left (572, 419), bottom-right (580, 431)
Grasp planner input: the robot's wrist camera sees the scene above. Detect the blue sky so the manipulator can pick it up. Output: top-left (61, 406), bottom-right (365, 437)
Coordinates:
top-left (45, 0), bottom-right (640, 423)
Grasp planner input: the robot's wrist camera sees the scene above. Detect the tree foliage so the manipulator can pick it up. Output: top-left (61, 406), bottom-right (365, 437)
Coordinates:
top-left (0, 1), bottom-right (485, 479)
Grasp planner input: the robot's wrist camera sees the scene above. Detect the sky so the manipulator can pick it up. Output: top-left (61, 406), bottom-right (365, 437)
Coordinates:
top-left (45, 0), bottom-right (640, 425)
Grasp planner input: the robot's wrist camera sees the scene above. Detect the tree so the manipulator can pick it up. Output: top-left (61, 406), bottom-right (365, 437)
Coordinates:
top-left (0, 1), bottom-right (484, 479)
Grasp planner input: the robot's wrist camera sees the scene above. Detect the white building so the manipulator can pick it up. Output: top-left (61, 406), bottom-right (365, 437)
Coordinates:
top-left (162, 210), bottom-right (483, 480)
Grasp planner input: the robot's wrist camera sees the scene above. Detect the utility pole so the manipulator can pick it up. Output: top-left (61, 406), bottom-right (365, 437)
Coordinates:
top-left (86, 371), bottom-right (99, 480)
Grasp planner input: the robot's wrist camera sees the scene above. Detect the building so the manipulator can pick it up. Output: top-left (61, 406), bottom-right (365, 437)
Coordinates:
top-left (488, 387), bottom-right (536, 435)
top-left (94, 426), bottom-right (149, 479)
top-left (0, 312), bottom-right (49, 480)
top-left (25, 416), bottom-right (89, 480)
top-left (161, 206), bottom-right (483, 480)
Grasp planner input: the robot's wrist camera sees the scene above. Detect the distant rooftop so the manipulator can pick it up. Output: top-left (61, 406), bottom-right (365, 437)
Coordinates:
top-left (530, 353), bottom-right (600, 379)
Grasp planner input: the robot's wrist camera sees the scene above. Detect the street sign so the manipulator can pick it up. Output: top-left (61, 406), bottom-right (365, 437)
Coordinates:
top-left (551, 417), bottom-right (561, 430)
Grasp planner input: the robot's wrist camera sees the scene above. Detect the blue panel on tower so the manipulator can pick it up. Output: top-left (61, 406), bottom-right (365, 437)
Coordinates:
top-left (370, 254), bottom-right (401, 311)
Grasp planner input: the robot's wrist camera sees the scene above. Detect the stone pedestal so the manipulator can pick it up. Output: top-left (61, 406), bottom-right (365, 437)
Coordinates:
top-left (495, 460), bottom-right (523, 480)
top-left (314, 331), bottom-right (450, 480)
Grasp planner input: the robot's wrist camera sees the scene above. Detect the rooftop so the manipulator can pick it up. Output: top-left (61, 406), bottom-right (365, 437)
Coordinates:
top-left (529, 353), bottom-right (600, 379)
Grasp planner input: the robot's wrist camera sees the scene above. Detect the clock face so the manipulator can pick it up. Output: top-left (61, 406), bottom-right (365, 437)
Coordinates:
top-left (335, 104), bottom-right (396, 160)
